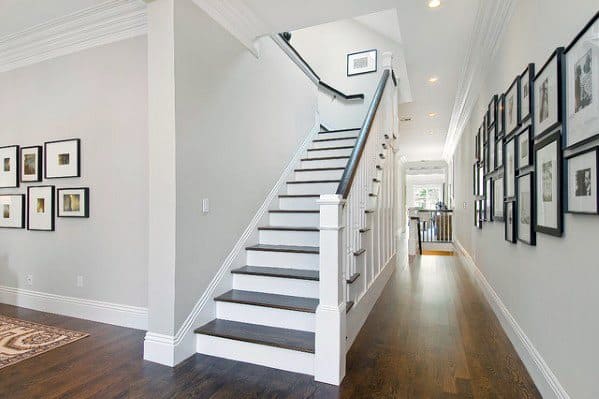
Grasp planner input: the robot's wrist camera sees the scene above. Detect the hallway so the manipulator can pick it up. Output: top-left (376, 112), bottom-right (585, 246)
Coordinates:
top-left (0, 254), bottom-right (539, 398)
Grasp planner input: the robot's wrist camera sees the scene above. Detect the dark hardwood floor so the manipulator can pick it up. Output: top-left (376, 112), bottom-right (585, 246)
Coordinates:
top-left (0, 255), bottom-right (540, 398)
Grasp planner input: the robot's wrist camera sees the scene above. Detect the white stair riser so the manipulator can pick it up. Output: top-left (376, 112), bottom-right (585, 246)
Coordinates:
top-left (311, 138), bottom-right (356, 148)
top-left (307, 148), bottom-right (353, 158)
top-left (269, 212), bottom-right (319, 227)
top-left (216, 301), bottom-right (315, 331)
top-left (287, 182), bottom-right (338, 195)
top-left (316, 131), bottom-right (359, 139)
top-left (294, 169), bottom-right (344, 181)
top-left (233, 274), bottom-right (319, 298)
top-left (300, 158), bottom-right (348, 169)
top-left (246, 250), bottom-right (318, 269)
top-left (259, 229), bottom-right (319, 247)
top-left (278, 196), bottom-right (319, 210)
top-left (196, 335), bottom-right (314, 376)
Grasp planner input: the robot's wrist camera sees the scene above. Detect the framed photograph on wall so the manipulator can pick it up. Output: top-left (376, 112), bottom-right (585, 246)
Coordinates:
top-left (517, 172), bottom-right (536, 245)
top-left (484, 144), bottom-right (490, 174)
top-left (57, 188), bottom-right (89, 218)
top-left (27, 186), bottom-right (55, 231)
top-left (497, 94), bottom-right (505, 137)
top-left (473, 163), bottom-right (478, 196)
top-left (486, 178), bottom-right (493, 222)
top-left (494, 175), bottom-right (505, 221)
top-left (488, 95), bottom-right (498, 128)
top-left (565, 12), bottom-right (599, 149)
top-left (566, 147), bottom-right (598, 214)
top-left (534, 48), bottom-right (565, 139)
top-left (0, 194), bottom-right (25, 229)
top-left (496, 137), bottom-right (504, 169)
top-left (347, 49), bottom-right (377, 76)
top-left (478, 164), bottom-right (484, 197)
top-left (0, 145), bottom-right (19, 188)
top-left (505, 77), bottom-right (521, 136)
top-left (505, 135), bottom-right (516, 198)
top-left (535, 131), bottom-right (563, 236)
top-left (45, 139), bottom-right (81, 179)
top-left (21, 146), bottom-right (42, 183)
top-left (520, 63), bottom-right (535, 123)
top-left (517, 126), bottom-right (533, 170)
top-left (489, 134), bottom-right (495, 172)
top-left (475, 130), bottom-right (481, 162)
top-left (505, 200), bottom-right (517, 243)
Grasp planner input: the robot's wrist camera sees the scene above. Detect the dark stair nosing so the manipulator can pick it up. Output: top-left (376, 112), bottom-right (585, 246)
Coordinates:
top-left (270, 209), bottom-right (319, 213)
top-left (379, 153), bottom-right (386, 159)
top-left (287, 179), bottom-right (340, 184)
top-left (376, 165), bottom-right (382, 170)
top-left (195, 319), bottom-right (315, 353)
top-left (353, 249), bottom-right (366, 256)
top-left (346, 273), bottom-right (361, 284)
top-left (258, 226), bottom-right (319, 232)
top-left (365, 210), bottom-right (374, 214)
top-left (346, 301), bottom-right (355, 313)
top-left (308, 146), bottom-right (354, 152)
top-left (369, 193), bottom-right (377, 197)
top-left (231, 266), bottom-right (319, 281)
top-left (246, 244), bottom-right (319, 254)
top-left (301, 156), bottom-right (350, 161)
top-left (359, 228), bottom-right (371, 233)
top-left (312, 136), bottom-right (358, 143)
top-left (294, 167), bottom-right (346, 172)
top-left (373, 178), bottom-right (381, 183)
top-left (318, 128), bottom-right (360, 134)
top-left (214, 290), bottom-right (318, 313)
top-left (278, 194), bottom-right (320, 198)
top-left (384, 134), bottom-right (390, 139)
top-left (382, 143), bottom-right (388, 149)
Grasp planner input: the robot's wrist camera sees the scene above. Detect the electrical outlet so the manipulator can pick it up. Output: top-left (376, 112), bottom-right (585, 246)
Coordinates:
top-left (25, 275), bottom-right (33, 286)
top-left (202, 198), bottom-right (209, 214)
top-left (76, 275), bottom-right (84, 288)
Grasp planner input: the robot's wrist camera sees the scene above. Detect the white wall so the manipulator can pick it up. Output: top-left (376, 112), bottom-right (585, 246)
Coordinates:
top-left (452, 2), bottom-right (599, 398)
top-left (0, 37), bottom-right (148, 310)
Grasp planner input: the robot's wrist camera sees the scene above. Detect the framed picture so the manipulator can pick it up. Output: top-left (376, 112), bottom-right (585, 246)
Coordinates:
top-left (505, 135), bottom-right (516, 198)
top-left (535, 131), bottom-right (563, 236)
top-left (497, 94), bottom-right (505, 137)
top-left (57, 188), bottom-right (89, 218)
top-left (473, 163), bottom-right (478, 196)
top-left (21, 146), bottom-right (42, 183)
top-left (505, 201), bottom-right (517, 243)
top-left (565, 12), bottom-right (599, 149)
top-left (534, 48), bottom-right (565, 139)
top-left (520, 63), bottom-right (535, 123)
top-left (517, 172), bottom-right (536, 245)
top-left (484, 144), bottom-right (490, 174)
top-left (480, 122), bottom-right (485, 159)
top-left (478, 164), bottom-right (484, 197)
top-left (475, 130), bottom-right (481, 161)
top-left (496, 137), bottom-right (504, 169)
top-left (494, 175), bottom-right (505, 221)
top-left (476, 199), bottom-right (484, 229)
top-left (483, 115), bottom-right (489, 144)
top-left (505, 77), bottom-right (521, 136)
top-left (517, 126), bottom-right (533, 170)
top-left (27, 186), bottom-right (55, 231)
top-left (488, 95), bottom-right (498, 128)
top-left (347, 49), bottom-right (377, 76)
top-left (0, 194), bottom-right (25, 229)
top-left (566, 147), bottom-right (598, 214)
top-left (485, 178), bottom-right (493, 222)
top-left (489, 135), bottom-right (495, 172)
top-left (45, 139), bottom-right (81, 179)
top-left (0, 145), bottom-right (19, 188)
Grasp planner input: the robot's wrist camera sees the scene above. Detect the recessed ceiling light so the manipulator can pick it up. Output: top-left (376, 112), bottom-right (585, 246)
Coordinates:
top-left (428, 76), bottom-right (439, 83)
top-left (428, 112), bottom-right (437, 117)
top-left (428, 0), bottom-right (441, 8)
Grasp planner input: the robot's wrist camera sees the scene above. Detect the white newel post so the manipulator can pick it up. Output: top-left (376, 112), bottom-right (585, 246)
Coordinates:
top-left (315, 194), bottom-right (347, 385)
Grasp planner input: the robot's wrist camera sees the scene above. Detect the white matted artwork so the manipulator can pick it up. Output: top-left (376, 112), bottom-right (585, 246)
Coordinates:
top-left (494, 177), bottom-right (504, 220)
top-left (505, 78), bottom-right (520, 135)
top-left (517, 172), bottom-right (535, 245)
top-left (57, 188), bottom-right (89, 218)
top-left (505, 201), bottom-right (516, 243)
top-left (45, 139), bottom-right (80, 179)
top-left (0, 145), bottom-right (19, 188)
top-left (28, 186), bottom-right (55, 231)
top-left (21, 146), bottom-right (42, 183)
top-left (566, 148), bottom-right (598, 214)
top-left (534, 48), bottom-right (564, 138)
top-left (517, 127), bottom-right (532, 169)
top-left (347, 49), bottom-right (377, 76)
top-left (0, 195), bottom-right (25, 229)
top-left (535, 133), bottom-right (562, 236)
top-left (505, 138), bottom-right (516, 198)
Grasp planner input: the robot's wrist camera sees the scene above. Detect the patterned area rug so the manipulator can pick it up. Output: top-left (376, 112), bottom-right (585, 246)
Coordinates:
top-left (0, 315), bottom-right (88, 369)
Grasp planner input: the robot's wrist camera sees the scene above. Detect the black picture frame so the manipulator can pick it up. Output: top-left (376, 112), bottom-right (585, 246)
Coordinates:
top-left (473, 163), bottom-right (478, 196)
top-left (20, 145), bottom-right (43, 183)
top-left (505, 134), bottom-right (517, 200)
top-left (517, 172), bottom-right (536, 245)
top-left (346, 49), bottom-right (377, 77)
top-left (533, 47), bottom-right (566, 140)
top-left (505, 200), bottom-right (517, 243)
top-left (497, 94), bottom-right (506, 138)
top-left (505, 77), bottom-right (521, 137)
top-left (0, 145), bottom-right (20, 189)
top-left (488, 94), bottom-right (498, 129)
top-left (565, 146), bottom-right (599, 215)
top-left (519, 63), bottom-right (535, 124)
top-left (494, 172), bottom-right (505, 222)
top-left (516, 126), bottom-right (533, 171)
top-left (486, 177), bottom-right (494, 222)
top-left (483, 115), bottom-right (489, 144)
top-left (57, 187), bottom-right (90, 218)
top-left (475, 130), bottom-right (481, 162)
top-left (44, 138), bottom-right (81, 179)
top-left (495, 136), bottom-right (504, 169)
top-left (27, 185), bottom-right (55, 232)
top-left (0, 194), bottom-right (25, 229)
top-left (534, 131), bottom-right (563, 237)
top-left (484, 144), bottom-right (490, 174)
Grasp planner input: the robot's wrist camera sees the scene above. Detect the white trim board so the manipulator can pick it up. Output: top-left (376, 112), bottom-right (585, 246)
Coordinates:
top-left (143, 112), bottom-right (321, 366)
top-left (453, 240), bottom-right (570, 399)
top-left (0, 285), bottom-right (148, 330)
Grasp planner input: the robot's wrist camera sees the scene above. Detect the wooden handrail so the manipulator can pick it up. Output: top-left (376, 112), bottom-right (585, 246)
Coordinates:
top-left (336, 70), bottom-right (390, 198)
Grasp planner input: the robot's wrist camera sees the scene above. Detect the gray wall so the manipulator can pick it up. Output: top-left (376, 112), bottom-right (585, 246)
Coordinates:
top-left (172, 0), bottom-right (317, 330)
top-left (0, 36), bottom-right (148, 308)
top-left (452, 1), bottom-right (599, 398)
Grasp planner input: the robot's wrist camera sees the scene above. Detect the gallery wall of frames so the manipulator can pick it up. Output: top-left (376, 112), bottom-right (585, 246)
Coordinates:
top-left (473, 11), bottom-right (599, 245)
top-left (0, 138), bottom-right (89, 231)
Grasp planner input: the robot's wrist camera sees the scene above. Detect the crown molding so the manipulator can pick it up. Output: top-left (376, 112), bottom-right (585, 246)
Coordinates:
top-left (0, 0), bottom-right (147, 73)
top-left (442, 0), bottom-right (516, 160)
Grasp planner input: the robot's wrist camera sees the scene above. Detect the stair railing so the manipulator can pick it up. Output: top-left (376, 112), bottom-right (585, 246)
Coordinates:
top-left (315, 52), bottom-right (398, 385)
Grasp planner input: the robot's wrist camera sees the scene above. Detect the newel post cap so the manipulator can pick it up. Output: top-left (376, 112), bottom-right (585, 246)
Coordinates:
top-left (382, 51), bottom-right (393, 69)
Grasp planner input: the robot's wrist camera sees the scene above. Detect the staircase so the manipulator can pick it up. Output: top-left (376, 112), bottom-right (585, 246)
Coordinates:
top-left (194, 128), bottom-right (360, 376)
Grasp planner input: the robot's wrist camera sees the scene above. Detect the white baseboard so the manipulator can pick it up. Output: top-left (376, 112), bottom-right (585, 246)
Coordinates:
top-left (453, 240), bottom-right (570, 399)
top-left (143, 113), bottom-right (321, 366)
top-left (0, 285), bottom-right (148, 330)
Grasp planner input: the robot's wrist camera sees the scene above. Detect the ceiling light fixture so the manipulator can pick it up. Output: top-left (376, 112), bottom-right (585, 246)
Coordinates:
top-left (428, 112), bottom-right (437, 117)
top-left (428, 76), bottom-right (439, 83)
top-left (428, 0), bottom-right (441, 8)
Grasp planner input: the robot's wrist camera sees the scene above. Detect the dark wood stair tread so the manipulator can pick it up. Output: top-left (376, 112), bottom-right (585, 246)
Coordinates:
top-left (312, 136), bottom-right (358, 143)
top-left (346, 301), bottom-right (355, 313)
top-left (346, 273), bottom-right (361, 284)
top-left (246, 244), bottom-right (319, 254)
top-left (301, 156), bottom-right (350, 161)
top-left (278, 194), bottom-right (320, 198)
top-left (353, 249), bottom-right (366, 256)
top-left (287, 180), bottom-right (340, 184)
top-left (231, 266), bottom-right (319, 281)
top-left (359, 228), bottom-right (371, 233)
top-left (294, 167), bottom-right (346, 172)
top-left (258, 226), bottom-right (318, 232)
top-left (307, 146), bottom-right (354, 151)
top-left (318, 128), bottom-right (360, 134)
top-left (195, 319), bottom-right (315, 353)
top-left (215, 290), bottom-right (318, 313)
top-left (269, 209), bottom-right (319, 213)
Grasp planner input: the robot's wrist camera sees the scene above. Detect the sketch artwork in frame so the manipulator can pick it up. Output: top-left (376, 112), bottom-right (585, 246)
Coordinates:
top-left (485, 178), bottom-right (493, 222)
top-left (565, 12), bottom-right (599, 149)
top-left (496, 137), bottom-right (504, 169)
top-left (27, 186), bottom-right (55, 231)
top-left (497, 94), bottom-right (505, 137)
top-left (494, 175), bottom-right (505, 221)
top-left (505, 201), bottom-right (517, 243)
top-left (535, 131), bottom-right (563, 236)
top-left (0, 145), bottom-right (19, 189)
top-left (520, 63), bottom-right (535, 123)
top-left (505, 135), bottom-right (516, 198)
top-left (505, 77), bottom-right (520, 136)
top-left (479, 123), bottom-right (485, 160)
top-left (58, 188), bottom-right (89, 218)
top-left (489, 134), bottom-right (495, 172)
top-left (0, 194), bottom-right (25, 229)
top-left (347, 49), bottom-right (377, 76)
top-left (45, 139), bottom-right (81, 179)
top-left (488, 95), bottom-right (497, 128)
top-left (517, 172), bottom-right (536, 245)
top-left (21, 146), bottom-right (42, 183)
top-left (534, 48), bottom-right (565, 139)
top-left (473, 163), bottom-right (478, 196)
top-left (566, 147), bottom-right (598, 214)
top-left (517, 126), bottom-right (533, 171)
top-left (478, 164), bottom-right (484, 197)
